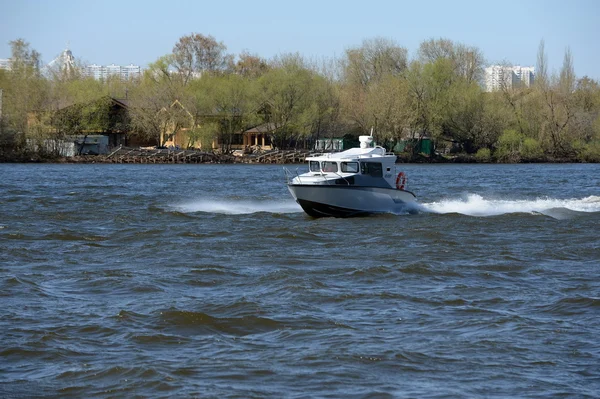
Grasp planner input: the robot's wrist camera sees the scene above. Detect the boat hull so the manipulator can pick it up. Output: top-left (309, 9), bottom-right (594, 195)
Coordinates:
top-left (288, 184), bottom-right (417, 218)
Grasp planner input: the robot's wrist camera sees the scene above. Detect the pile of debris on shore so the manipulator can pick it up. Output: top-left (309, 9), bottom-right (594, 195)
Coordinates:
top-left (57, 146), bottom-right (311, 164)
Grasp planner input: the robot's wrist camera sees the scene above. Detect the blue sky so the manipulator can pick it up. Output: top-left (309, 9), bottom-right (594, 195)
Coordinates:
top-left (1, 0), bottom-right (599, 79)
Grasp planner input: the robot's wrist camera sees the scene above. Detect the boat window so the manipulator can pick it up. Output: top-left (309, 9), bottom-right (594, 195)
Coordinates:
top-left (341, 162), bottom-right (359, 173)
top-left (310, 161), bottom-right (321, 172)
top-left (360, 162), bottom-right (383, 177)
top-left (321, 161), bottom-right (338, 173)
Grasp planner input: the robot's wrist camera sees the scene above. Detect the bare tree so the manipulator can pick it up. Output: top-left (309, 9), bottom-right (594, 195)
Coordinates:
top-left (559, 47), bottom-right (575, 94)
top-left (9, 39), bottom-right (41, 72)
top-left (535, 39), bottom-right (548, 90)
top-left (535, 41), bottom-right (576, 157)
top-left (342, 37), bottom-right (408, 87)
top-left (233, 51), bottom-right (270, 78)
top-left (495, 62), bottom-right (527, 136)
top-left (418, 38), bottom-right (485, 84)
top-left (172, 33), bottom-right (233, 83)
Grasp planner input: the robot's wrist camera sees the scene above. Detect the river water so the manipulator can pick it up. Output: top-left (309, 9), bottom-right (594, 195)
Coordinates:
top-left (1, 162), bottom-right (599, 398)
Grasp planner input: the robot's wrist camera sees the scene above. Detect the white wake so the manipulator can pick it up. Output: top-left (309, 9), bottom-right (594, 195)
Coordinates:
top-left (418, 194), bottom-right (600, 217)
top-left (173, 199), bottom-right (302, 215)
top-left (172, 195), bottom-right (600, 218)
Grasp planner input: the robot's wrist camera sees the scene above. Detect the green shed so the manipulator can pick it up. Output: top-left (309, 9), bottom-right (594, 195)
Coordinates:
top-left (394, 138), bottom-right (434, 156)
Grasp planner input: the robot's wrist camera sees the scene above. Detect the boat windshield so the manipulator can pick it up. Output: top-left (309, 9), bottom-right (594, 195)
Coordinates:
top-left (360, 162), bottom-right (383, 177)
top-left (341, 162), bottom-right (359, 173)
top-left (322, 161), bottom-right (338, 173)
top-left (309, 161), bottom-right (321, 172)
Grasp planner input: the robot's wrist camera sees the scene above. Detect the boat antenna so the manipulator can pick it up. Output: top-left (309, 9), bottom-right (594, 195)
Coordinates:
top-left (370, 127), bottom-right (374, 137)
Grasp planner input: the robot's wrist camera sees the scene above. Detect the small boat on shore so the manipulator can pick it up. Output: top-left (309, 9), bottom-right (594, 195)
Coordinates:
top-left (284, 135), bottom-right (417, 217)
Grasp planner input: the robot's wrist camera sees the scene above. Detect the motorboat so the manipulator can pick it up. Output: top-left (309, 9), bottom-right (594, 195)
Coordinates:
top-left (284, 135), bottom-right (417, 217)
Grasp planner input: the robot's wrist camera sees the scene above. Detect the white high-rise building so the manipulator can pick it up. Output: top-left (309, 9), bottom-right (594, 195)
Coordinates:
top-left (120, 64), bottom-right (141, 80)
top-left (485, 65), bottom-right (535, 92)
top-left (485, 66), bottom-right (512, 92)
top-left (86, 64), bottom-right (104, 80)
top-left (84, 63), bottom-right (142, 80)
top-left (105, 64), bottom-right (121, 77)
top-left (0, 58), bottom-right (11, 70)
top-left (513, 66), bottom-right (535, 88)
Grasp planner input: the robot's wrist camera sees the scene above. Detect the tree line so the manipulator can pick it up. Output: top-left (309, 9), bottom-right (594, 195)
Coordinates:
top-left (1, 35), bottom-right (599, 162)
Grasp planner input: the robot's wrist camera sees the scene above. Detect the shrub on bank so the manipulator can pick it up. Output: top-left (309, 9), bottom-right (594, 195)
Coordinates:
top-left (495, 129), bottom-right (523, 163)
top-left (521, 138), bottom-right (544, 161)
top-left (475, 148), bottom-right (491, 163)
top-left (578, 140), bottom-right (600, 162)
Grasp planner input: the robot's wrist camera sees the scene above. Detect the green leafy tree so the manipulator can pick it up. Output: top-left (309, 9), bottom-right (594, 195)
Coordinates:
top-left (0, 39), bottom-right (48, 154)
top-left (9, 39), bottom-right (41, 71)
top-left (258, 54), bottom-right (319, 149)
top-left (571, 77), bottom-right (600, 148)
top-left (442, 75), bottom-right (493, 153)
top-left (340, 37), bottom-right (408, 136)
top-left (303, 73), bottom-right (342, 148)
top-left (404, 59), bottom-right (452, 150)
top-left (128, 61), bottom-right (178, 146)
top-left (365, 74), bottom-right (410, 145)
top-left (475, 147), bottom-right (491, 162)
top-left (521, 137), bottom-right (544, 160)
top-left (495, 129), bottom-right (524, 162)
top-left (198, 74), bottom-right (260, 152)
top-left (3, 39), bottom-right (46, 131)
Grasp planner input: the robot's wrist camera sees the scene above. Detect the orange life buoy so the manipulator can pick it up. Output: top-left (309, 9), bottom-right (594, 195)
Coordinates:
top-left (395, 172), bottom-right (406, 190)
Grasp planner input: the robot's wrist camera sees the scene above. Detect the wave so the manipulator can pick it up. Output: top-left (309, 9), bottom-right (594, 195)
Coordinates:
top-left (172, 199), bottom-right (302, 215)
top-left (418, 194), bottom-right (600, 217)
top-left (172, 194), bottom-right (600, 218)
top-left (159, 309), bottom-right (283, 336)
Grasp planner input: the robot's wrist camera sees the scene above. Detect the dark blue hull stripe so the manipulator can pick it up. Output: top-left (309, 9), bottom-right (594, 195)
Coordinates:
top-left (296, 199), bottom-right (372, 218)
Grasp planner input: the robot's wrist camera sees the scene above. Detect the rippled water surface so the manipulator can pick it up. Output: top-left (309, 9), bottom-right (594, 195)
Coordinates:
top-left (1, 163), bottom-right (599, 398)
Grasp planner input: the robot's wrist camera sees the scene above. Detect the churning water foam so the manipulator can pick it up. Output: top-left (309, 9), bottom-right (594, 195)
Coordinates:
top-left (418, 194), bottom-right (600, 217)
top-left (174, 199), bottom-right (302, 215)
top-left (174, 195), bottom-right (600, 217)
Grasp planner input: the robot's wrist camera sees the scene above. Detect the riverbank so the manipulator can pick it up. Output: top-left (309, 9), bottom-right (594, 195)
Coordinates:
top-left (0, 148), bottom-right (592, 164)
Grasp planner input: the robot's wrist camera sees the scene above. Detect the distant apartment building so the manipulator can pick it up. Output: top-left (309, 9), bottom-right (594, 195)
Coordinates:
top-left (484, 65), bottom-right (535, 92)
top-left (513, 66), bottom-right (535, 87)
top-left (85, 63), bottom-right (142, 80)
top-left (120, 64), bottom-right (142, 80)
top-left (0, 58), bottom-right (12, 70)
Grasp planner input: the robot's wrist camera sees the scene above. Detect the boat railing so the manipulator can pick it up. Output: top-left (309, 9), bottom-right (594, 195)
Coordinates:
top-left (374, 146), bottom-right (393, 156)
top-left (330, 172), bottom-right (352, 185)
top-left (308, 147), bottom-right (393, 159)
top-left (283, 166), bottom-right (303, 185)
top-left (284, 167), bottom-right (357, 186)
top-left (283, 167), bottom-right (317, 185)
